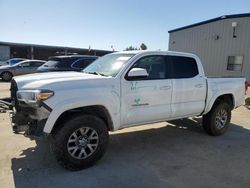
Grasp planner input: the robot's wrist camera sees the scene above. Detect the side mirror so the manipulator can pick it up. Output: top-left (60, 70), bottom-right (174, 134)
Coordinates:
top-left (127, 68), bottom-right (148, 80)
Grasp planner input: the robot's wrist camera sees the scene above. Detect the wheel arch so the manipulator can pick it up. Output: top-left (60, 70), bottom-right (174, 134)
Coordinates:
top-left (214, 94), bottom-right (235, 109)
top-left (205, 93), bottom-right (235, 114)
top-left (50, 105), bottom-right (114, 135)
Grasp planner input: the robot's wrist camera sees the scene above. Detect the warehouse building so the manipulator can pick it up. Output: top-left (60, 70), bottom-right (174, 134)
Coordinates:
top-left (0, 41), bottom-right (112, 62)
top-left (168, 13), bottom-right (250, 83)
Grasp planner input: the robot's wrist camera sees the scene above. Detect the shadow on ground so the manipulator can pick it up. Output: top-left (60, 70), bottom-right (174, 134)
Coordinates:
top-left (11, 119), bottom-right (250, 188)
top-left (0, 79), bottom-right (9, 83)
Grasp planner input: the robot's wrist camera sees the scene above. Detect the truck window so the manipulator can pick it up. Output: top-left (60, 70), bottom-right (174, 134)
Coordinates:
top-left (170, 56), bottom-right (198, 78)
top-left (130, 55), bottom-right (168, 80)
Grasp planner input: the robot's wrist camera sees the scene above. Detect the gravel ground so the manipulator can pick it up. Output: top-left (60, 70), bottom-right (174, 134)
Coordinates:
top-left (0, 82), bottom-right (250, 188)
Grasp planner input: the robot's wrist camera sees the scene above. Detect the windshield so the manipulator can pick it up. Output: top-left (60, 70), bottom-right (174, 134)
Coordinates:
top-left (83, 53), bottom-right (134, 77)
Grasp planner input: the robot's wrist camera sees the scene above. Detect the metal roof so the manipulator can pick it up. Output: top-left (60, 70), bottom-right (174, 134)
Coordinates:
top-left (168, 13), bottom-right (250, 33)
top-left (0, 41), bottom-right (112, 53)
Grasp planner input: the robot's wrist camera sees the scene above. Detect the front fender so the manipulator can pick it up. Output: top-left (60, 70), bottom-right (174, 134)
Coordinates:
top-left (43, 95), bottom-right (120, 134)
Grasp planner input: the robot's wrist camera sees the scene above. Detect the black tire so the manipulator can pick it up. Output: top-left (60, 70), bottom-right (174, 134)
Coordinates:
top-left (202, 102), bottom-right (231, 136)
top-left (51, 115), bottom-right (109, 171)
top-left (1, 71), bottom-right (13, 82)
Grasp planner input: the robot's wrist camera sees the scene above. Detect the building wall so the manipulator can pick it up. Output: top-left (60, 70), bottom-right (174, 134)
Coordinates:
top-left (0, 46), bottom-right (10, 61)
top-left (169, 17), bottom-right (250, 82)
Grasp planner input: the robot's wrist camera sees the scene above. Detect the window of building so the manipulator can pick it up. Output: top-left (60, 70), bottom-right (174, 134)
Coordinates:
top-left (170, 56), bottom-right (198, 78)
top-left (227, 56), bottom-right (243, 71)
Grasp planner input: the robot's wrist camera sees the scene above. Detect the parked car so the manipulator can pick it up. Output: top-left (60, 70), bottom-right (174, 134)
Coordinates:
top-left (37, 55), bottom-right (98, 72)
top-left (0, 61), bottom-right (6, 66)
top-left (7, 51), bottom-right (247, 170)
top-left (0, 58), bottom-right (27, 66)
top-left (0, 60), bottom-right (46, 81)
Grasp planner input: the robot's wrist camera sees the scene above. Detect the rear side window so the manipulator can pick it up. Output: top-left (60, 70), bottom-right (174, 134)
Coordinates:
top-left (72, 58), bottom-right (96, 69)
top-left (57, 58), bottom-right (72, 68)
top-left (21, 62), bottom-right (31, 67)
top-left (47, 57), bottom-right (72, 68)
top-left (170, 56), bottom-right (198, 78)
top-left (29, 61), bottom-right (38, 67)
top-left (33, 61), bottom-right (45, 67)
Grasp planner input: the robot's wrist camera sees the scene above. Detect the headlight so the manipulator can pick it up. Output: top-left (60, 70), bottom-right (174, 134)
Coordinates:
top-left (17, 90), bottom-right (54, 103)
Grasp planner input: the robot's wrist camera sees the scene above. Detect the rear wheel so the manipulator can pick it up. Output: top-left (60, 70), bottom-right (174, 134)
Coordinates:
top-left (202, 102), bottom-right (231, 136)
top-left (1, 71), bottom-right (13, 82)
top-left (51, 115), bottom-right (109, 171)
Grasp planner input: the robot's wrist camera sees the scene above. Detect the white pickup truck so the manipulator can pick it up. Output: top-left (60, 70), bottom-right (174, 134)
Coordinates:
top-left (7, 51), bottom-right (247, 170)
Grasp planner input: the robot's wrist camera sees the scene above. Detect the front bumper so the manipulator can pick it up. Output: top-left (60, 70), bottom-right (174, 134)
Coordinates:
top-left (10, 111), bottom-right (48, 137)
top-left (9, 79), bottom-right (51, 138)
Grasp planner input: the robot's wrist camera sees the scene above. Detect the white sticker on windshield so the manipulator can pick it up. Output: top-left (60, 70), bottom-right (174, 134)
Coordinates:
top-left (117, 56), bottom-right (131, 61)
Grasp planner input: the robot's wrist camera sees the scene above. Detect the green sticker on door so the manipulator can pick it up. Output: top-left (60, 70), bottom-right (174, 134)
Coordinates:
top-left (131, 81), bottom-right (138, 91)
top-left (134, 98), bottom-right (141, 105)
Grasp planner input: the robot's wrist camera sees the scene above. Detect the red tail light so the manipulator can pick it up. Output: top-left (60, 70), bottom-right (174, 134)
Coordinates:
top-left (245, 81), bottom-right (248, 95)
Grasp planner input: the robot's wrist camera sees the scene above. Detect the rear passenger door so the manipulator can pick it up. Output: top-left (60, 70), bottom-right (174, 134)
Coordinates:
top-left (170, 56), bottom-right (206, 117)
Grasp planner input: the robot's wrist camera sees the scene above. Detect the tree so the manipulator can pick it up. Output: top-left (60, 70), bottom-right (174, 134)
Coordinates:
top-left (124, 43), bottom-right (147, 51)
top-left (140, 43), bottom-right (147, 50)
top-left (124, 46), bottom-right (138, 51)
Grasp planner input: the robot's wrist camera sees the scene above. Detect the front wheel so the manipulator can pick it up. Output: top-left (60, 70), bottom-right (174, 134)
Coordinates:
top-left (202, 102), bottom-right (231, 136)
top-left (51, 115), bottom-right (109, 171)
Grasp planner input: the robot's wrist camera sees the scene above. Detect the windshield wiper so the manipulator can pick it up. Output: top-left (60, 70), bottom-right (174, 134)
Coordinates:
top-left (84, 71), bottom-right (107, 77)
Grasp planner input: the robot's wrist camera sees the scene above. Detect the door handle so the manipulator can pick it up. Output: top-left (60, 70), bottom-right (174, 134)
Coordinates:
top-left (195, 84), bottom-right (203, 88)
top-left (160, 86), bottom-right (171, 90)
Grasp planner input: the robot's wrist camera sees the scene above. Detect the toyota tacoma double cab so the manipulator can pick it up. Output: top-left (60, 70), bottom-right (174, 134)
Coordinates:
top-left (7, 51), bottom-right (247, 170)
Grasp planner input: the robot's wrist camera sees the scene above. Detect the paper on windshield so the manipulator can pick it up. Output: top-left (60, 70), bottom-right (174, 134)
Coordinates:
top-left (112, 61), bottom-right (124, 70)
top-left (116, 56), bottom-right (131, 61)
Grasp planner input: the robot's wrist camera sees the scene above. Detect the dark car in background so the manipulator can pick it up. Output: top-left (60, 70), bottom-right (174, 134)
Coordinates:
top-left (0, 60), bottom-right (46, 81)
top-left (37, 55), bottom-right (98, 72)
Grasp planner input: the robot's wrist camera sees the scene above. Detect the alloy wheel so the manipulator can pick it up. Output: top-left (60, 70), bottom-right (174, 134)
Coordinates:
top-left (67, 127), bottom-right (99, 159)
top-left (215, 109), bottom-right (228, 129)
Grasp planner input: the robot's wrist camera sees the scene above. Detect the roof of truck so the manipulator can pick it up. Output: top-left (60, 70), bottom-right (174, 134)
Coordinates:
top-left (114, 50), bottom-right (197, 57)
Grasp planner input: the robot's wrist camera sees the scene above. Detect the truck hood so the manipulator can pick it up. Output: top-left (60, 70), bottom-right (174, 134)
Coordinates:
top-left (14, 71), bottom-right (110, 90)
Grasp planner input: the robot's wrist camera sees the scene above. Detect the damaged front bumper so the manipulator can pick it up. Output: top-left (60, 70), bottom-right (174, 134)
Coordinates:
top-left (6, 79), bottom-right (53, 138)
top-left (10, 111), bottom-right (48, 137)
top-left (10, 102), bottom-right (52, 138)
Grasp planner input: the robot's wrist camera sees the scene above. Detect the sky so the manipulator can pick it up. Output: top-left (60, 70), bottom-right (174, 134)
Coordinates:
top-left (0, 0), bottom-right (250, 51)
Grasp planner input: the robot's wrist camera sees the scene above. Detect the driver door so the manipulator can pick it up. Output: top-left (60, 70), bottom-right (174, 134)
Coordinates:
top-left (120, 55), bottom-right (173, 127)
